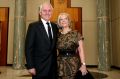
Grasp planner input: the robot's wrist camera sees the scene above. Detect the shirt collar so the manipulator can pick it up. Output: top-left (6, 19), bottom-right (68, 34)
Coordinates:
top-left (41, 18), bottom-right (50, 24)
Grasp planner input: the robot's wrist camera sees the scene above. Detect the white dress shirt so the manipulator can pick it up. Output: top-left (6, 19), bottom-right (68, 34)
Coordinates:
top-left (41, 18), bottom-right (53, 38)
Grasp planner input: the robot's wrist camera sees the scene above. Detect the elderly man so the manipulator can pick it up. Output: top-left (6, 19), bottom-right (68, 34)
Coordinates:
top-left (25, 2), bottom-right (58, 79)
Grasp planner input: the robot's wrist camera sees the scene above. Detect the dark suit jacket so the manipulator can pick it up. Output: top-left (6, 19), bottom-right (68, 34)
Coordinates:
top-left (25, 20), bottom-right (58, 77)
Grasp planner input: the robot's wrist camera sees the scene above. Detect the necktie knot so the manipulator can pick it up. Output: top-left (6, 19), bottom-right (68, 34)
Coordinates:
top-left (46, 22), bottom-right (51, 31)
top-left (46, 22), bottom-right (49, 26)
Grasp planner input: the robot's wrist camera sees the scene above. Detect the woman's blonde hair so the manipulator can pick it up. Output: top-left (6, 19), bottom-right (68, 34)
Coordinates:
top-left (57, 12), bottom-right (72, 28)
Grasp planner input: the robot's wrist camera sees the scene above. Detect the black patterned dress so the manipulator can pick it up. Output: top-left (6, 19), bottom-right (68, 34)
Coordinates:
top-left (57, 30), bottom-right (84, 79)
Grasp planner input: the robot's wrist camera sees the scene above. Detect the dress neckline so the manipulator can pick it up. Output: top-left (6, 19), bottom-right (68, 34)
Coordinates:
top-left (61, 30), bottom-right (72, 35)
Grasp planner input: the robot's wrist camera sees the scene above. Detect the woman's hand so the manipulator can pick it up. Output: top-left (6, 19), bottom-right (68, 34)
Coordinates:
top-left (79, 65), bottom-right (88, 76)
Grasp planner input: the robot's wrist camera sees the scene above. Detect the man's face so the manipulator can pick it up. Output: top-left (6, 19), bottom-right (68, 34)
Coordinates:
top-left (40, 4), bottom-right (53, 21)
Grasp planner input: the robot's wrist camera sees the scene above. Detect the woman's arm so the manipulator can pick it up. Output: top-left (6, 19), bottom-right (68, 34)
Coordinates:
top-left (78, 40), bottom-right (88, 75)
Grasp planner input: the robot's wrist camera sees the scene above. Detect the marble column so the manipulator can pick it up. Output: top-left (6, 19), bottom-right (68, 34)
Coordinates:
top-left (97, 0), bottom-right (111, 71)
top-left (13, 0), bottom-right (26, 69)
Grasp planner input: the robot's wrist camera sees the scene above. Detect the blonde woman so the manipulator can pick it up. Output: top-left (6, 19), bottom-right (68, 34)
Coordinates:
top-left (57, 12), bottom-right (88, 79)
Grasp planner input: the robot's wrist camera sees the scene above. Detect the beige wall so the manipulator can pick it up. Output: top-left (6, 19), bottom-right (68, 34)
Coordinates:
top-left (111, 0), bottom-right (120, 67)
top-left (0, 0), bottom-right (120, 67)
top-left (26, 0), bottom-right (48, 27)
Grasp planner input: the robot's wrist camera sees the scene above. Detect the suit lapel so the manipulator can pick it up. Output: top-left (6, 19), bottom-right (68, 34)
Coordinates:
top-left (38, 21), bottom-right (57, 49)
top-left (38, 21), bottom-right (50, 44)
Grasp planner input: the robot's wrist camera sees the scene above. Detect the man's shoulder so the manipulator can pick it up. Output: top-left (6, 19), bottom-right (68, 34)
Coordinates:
top-left (28, 21), bottom-right (42, 30)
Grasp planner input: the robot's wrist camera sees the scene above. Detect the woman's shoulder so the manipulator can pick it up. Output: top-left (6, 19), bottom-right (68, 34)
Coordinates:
top-left (71, 30), bottom-right (80, 34)
top-left (71, 30), bottom-right (84, 39)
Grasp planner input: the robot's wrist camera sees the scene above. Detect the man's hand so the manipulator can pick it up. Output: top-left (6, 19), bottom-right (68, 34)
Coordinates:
top-left (28, 68), bottom-right (36, 75)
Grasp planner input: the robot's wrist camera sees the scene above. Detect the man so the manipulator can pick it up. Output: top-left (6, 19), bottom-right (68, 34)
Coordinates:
top-left (25, 2), bottom-right (58, 79)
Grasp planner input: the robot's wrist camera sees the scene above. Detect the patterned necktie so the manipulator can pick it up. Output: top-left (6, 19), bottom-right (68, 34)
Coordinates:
top-left (46, 22), bottom-right (52, 43)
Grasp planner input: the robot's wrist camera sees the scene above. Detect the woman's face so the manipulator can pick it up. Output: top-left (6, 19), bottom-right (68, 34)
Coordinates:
top-left (59, 15), bottom-right (69, 28)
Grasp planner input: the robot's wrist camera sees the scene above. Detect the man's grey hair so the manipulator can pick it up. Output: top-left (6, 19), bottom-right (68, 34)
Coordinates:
top-left (39, 1), bottom-right (53, 12)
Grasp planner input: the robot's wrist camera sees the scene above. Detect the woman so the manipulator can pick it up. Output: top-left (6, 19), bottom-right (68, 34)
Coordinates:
top-left (57, 12), bottom-right (88, 79)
